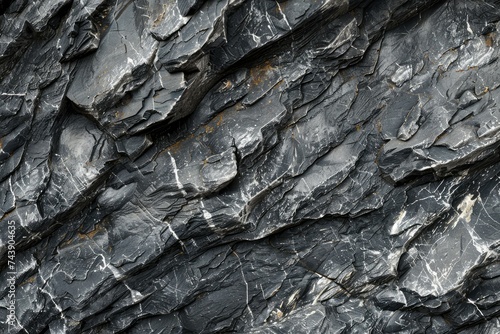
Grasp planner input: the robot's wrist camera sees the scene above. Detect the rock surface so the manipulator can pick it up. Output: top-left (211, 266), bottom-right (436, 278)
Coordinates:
top-left (1, 0), bottom-right (500, 333)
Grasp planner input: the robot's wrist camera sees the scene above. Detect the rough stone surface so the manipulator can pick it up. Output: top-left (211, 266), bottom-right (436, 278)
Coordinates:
top-left (2, 0), bottom-right (500, 333)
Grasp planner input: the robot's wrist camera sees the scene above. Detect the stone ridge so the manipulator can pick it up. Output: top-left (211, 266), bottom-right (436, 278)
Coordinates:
top-left (1, 0), bottom-right (500, 333)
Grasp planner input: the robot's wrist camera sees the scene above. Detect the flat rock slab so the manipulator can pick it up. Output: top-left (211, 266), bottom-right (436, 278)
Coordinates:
top-left (2, 0), bottom-right (500, 333)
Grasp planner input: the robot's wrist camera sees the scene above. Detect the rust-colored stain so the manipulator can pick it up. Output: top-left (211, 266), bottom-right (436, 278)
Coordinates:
top-left (274, 0), bottom-right (289, 14)
top-left (168, 140), bottom-right (183, 154)
top-left (485, 33), bottom-right (495, 47)
top-left (205, 124), bottom-right (215, 133)
top-left (376, 120), bottom-right (383, 133)
top-left (20, 275), bottom-right (37, 287)
top-left (167, 133), bottom-right (195, 154)
top-left (153, 5), bottom-right (167, 27)
top-left (78, 224), bottom-right (104, 239)
top-left (216, 114), bottom-right (224, 127)
top-left (250, 60), bottom-right (276, 86)
top-left (234, 102), bottom-right (245, 111)
top-left (219, 79), bottom-right (233, 92)
top-left (60, 236), bottom-right (75, 248)
top-left (456, 65), bottom-right (478, 73)
top-left (374, 143), bottom-right (385, 165)
top-left (479, 86), bottom-right (490, 95)
top-left (275, 79), bottom-right (285, 88)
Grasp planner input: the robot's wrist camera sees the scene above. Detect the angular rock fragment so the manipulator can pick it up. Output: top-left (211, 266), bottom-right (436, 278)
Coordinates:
top-left (2, 0), bottom-right (500, 333)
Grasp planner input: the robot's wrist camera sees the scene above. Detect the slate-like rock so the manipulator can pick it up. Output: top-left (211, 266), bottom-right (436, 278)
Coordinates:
top-left (2, 0), bottom-right (500, 333)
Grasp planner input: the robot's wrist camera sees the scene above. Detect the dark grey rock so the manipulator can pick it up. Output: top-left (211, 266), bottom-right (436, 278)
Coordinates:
top-left (177, 0), bottom-right (206, 17)
top-left (2, 0), bottom-right (500, 333)
top-left (376, 287), bottom-right (407, 311)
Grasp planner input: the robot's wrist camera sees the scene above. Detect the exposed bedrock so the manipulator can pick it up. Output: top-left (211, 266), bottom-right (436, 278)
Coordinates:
top-left (2, 0), bottom-right (500, 333)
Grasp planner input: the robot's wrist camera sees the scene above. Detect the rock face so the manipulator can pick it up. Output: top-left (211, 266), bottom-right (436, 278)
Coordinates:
top-left (1, 0), bottom-right (500, 332)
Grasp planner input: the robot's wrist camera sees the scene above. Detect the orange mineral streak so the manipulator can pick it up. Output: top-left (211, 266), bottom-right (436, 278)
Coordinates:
top-left (19, 275), bottom-right (37, 287)
top-left (153, 5), bottom-right (168, 27)
top-left (250, 60), bottom-right (275, 86)
top-left (164, 133), bottom-right (195, 155)
top-left (204, 124), bottom-right (215, 133)
top-left (78, 224), bottom-right (105, 240)
top-left (485, 33), bottom-right (495, 47)
top-left (216, 114), bottom-right (224, 126)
